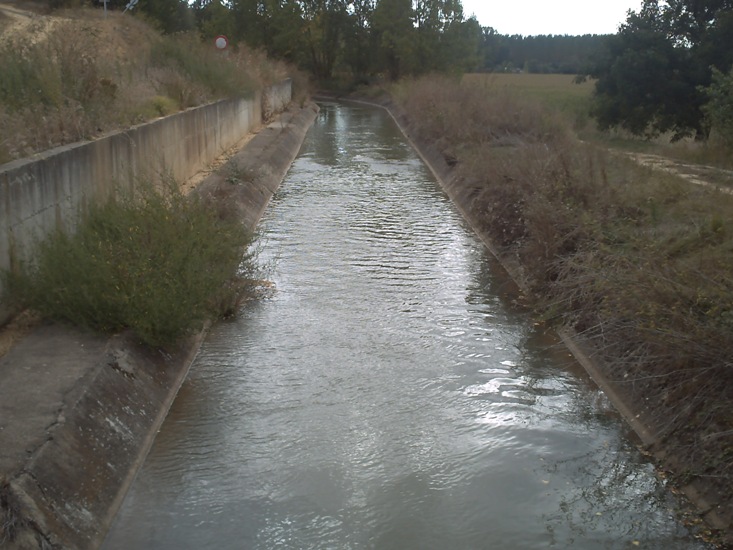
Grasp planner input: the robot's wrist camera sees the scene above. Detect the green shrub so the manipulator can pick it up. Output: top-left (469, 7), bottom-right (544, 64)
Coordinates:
top-left (702, 67), bottom-right (733, 148)
top-left (130, 95), bottom-right (181, 120)
top-left (3, 181), bottom-right (256, 347)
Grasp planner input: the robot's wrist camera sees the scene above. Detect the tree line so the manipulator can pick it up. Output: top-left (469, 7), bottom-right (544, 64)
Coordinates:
top-left (582, 0), bottom-right (733, 142)
top-left (483, 33), bottom-right (607, 74)
top-left (74, 0), bottom-right (607, 80)
top-left (55, 0), bottom-right (733, 144)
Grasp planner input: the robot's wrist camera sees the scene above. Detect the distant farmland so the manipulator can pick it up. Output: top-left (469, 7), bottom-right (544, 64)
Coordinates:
top-left (463, 73), bottom-right (595, 117)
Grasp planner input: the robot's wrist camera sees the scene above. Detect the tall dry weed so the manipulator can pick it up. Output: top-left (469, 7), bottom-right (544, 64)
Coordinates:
top-left (397, 75), bottom-right (733, 499)
top-left (0, 11), bottom-right (292, 163)
top-left (0, 18), bottom-right (119, 157)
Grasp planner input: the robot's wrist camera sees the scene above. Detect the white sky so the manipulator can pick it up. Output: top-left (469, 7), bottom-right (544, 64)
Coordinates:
top-left (461, 0), bottom-right (643, 36)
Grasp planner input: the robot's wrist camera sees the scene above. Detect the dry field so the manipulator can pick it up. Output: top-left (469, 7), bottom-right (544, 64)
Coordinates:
top-left (463, 72), bottom-right (594, 116)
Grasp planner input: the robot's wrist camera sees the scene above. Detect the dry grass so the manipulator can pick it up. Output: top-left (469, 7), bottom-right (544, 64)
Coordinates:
top-left (396, 75), bottom-right (733, 542)
top-left (462, 73), bottom-right (594, 104)
top-left (463, 73), bottom-right (733, 172)
top-left (0, 8), bottom-right (292, 164)
top-left (462, 72), bottom-right (595, 132)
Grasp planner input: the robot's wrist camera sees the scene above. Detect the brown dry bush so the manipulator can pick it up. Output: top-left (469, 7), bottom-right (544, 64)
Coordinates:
top-left (396, 75), bottom-right (733, 535)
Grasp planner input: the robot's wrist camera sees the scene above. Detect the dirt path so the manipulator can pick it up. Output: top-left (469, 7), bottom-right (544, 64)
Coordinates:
top-left (0, 2), bottom-right (61, 43)
top-left (626, 151), bottom-right (733, 194)
top-left (0, 2), bottom-right (34, 24)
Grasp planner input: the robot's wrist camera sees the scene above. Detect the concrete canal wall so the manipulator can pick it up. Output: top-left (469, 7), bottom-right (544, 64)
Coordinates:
top-left (0, 93), bottom-right (318, 549)
top-left (0, 79), bottom-right (292, 325)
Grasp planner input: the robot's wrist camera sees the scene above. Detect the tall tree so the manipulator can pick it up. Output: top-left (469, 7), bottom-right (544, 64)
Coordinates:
top-left (413, 0), bottom-right (464, 72)
top-left (343, 0), bottom-right (379, 81)
top-left (584, 0), bottom-right (733, 139)
top-left (439, 15), bottom-right (482, 73)
top-left (195, 0), bottom-right (237, 43)
top-left (259, 0), bottom-right (307, 63)
top-left (135, 0), bottom-right (195, 33)
top-left (373, 0), bottom-right (415, 79)
top-left (299, 0), bottom-right (350, 80)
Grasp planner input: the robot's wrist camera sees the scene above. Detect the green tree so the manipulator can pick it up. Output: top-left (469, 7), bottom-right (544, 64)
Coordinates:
top-left (267, 1), bottom-right (307, 63)
top-left (702, 67), bottom-right (733, 146)
top-left (190, 0), bottom-right (481, 83)
top-left (195, 0), bottom-right (237, 44)
top-left (343, 0), bottom-right (378, 82)
top-left (227, 0), bottom-right (269, 49)
top-left (298, 0), bottom-right (350, 80)
top-left (135, 0), bottom-right (195, 33)
top-left (373, 0), bottom-right (415, 79)
top-left (584, 0), bottom-right (733, 139)
top-left (413, 0), bottom-right (464, 72)
top-left (439, 15), bottom-right (482, 73)
top-left (221, 0), bottom-right (305, 63)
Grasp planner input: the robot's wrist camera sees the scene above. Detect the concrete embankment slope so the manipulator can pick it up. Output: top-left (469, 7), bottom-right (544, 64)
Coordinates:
top-left (0, 102), bottom-right (319, 550)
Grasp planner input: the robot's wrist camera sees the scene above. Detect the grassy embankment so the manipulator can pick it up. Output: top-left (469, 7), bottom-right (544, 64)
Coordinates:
top-left (0, 7), bottom-right (307, 164)
top-left (393, 74), bottom-right (733, 543)
top-left (0, 8), bottom-right (303, 346)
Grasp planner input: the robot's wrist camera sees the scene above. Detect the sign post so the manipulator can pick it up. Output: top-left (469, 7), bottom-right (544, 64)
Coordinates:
top-left (214, 35), bottom-right (228, 51)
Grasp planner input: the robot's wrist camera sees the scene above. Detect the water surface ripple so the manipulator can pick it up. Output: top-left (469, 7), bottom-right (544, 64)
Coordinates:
top-left (103, 103), bottom-right (706, 549)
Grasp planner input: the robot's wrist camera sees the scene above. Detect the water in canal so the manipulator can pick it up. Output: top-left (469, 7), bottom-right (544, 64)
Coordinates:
top-left (103, 102), bottom-right (706, 549)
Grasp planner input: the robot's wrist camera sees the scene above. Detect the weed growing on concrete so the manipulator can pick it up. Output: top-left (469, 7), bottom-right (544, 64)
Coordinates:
top-left (3, 181), bottom-right (256, 347)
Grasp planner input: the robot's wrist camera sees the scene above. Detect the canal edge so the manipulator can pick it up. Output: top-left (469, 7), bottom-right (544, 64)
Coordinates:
top-left (0, 102), bottom-right (319, 550)
top-left (324, 93), bottom-right (730, 543)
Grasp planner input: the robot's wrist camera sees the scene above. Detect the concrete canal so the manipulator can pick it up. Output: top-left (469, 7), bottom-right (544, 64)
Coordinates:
top-left (102, 102), bottom-right (706, 549)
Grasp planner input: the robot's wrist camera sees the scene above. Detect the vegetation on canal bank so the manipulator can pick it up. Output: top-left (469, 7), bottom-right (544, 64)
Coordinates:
top-left (0, 6), bottom-right (308, 164)
top-left (0, 6), bottom-right (298, 347)
top-left (2, 182), bottom-right (258, 347)
top-left (2, 1), bottom-right (732, 542)
top-left (391, 75), bottom-right (733, 545)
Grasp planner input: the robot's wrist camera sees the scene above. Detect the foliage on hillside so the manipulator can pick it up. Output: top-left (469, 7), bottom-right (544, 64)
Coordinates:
top-left (0, 7), bottom-right (292, 163)
top-left (40, 0), bottom-right (608, 90)
top-left (395, 75), bottom-right (733, 544)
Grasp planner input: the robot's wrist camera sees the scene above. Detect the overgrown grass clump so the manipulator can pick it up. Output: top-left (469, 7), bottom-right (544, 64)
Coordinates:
top-left (3, 182), bottom-right (256, 347)
top-left (148, 33), bottom-right (256, 108)
top-left (396, 76), bottom-right (733, 521)
top-left (0, 9), bottom-right (291, 163)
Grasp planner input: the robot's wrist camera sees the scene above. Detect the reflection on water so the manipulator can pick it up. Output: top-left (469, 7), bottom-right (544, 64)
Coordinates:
top-left (103, 103), bottom-right (707, 549)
